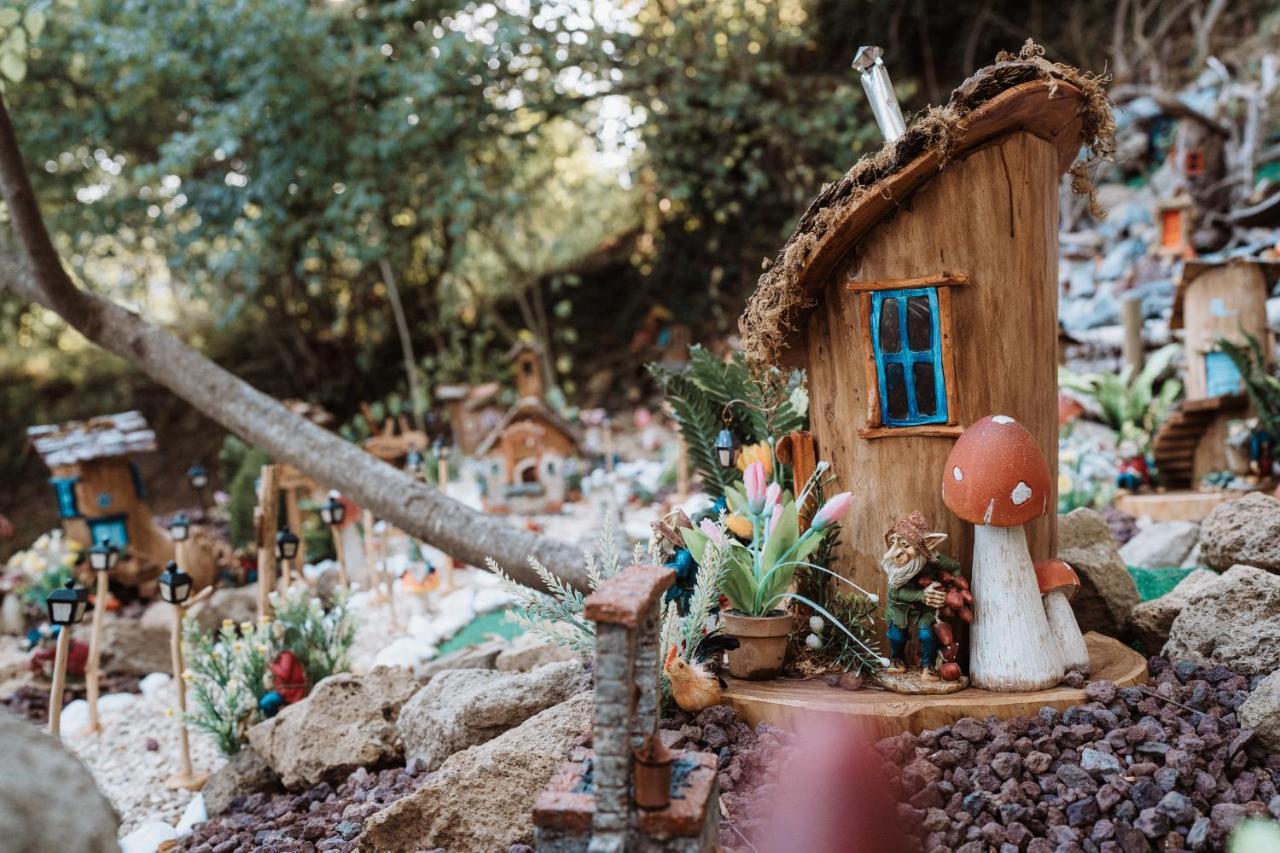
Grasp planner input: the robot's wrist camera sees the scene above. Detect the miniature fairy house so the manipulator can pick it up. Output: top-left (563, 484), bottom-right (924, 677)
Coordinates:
top-left (1153, 257), bottom-right (1280, 487)
top-left (434, 381), bottom-right (501, 455)
top-left (476, 343), bottom-right (581, 513)
top-left (739, 48), bottom-right (1112, 605)
top-left (533, 564), bottom-right (718, 852)
top-left (27, 411), bottom-right (174, 570)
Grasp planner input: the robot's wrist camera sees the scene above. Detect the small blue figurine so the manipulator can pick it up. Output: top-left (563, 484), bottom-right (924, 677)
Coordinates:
top-left (663, 546), bottom-right (697, 614)
top-left (259, 690), bottom-right (285, 718)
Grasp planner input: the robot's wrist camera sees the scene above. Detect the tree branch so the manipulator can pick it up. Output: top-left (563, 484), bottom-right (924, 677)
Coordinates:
top-left (0, 97), bottom-right (588, 593)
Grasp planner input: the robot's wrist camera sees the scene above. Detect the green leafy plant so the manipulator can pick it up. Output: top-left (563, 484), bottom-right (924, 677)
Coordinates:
top-left (802, 591), bottom-right (883, 674)
top-left (182, 618), bottom-right (275, 756)
top-left (1218, 331), bottom-right (1280, 434)
top-left (649, 344), bottom-right (807, 499)
top-left (1059, 343), bottom-right (1182, 451)
top-left (269, 585), bottom-right (356, 687)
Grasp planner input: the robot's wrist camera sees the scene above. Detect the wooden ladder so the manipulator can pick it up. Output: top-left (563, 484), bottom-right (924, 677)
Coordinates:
top-left (1152, 395), bottom-right (1246, 488)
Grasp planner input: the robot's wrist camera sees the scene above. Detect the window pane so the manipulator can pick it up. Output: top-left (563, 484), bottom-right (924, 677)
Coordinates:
top-left (878, 298), bottom-right (900, 353)
top-left (884, 362), bottom-right (908, 420)
top-left (907, 296), bottom-right (933, 351)
top-left (913, 362), bottom-right (937, 416)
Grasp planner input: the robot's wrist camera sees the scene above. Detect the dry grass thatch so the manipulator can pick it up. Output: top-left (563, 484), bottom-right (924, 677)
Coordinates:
top-left (741, 41), bottom-right (1115, 366)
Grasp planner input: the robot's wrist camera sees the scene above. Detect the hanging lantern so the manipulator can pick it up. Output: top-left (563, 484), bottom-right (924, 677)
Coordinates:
top-left (186, 463), bottom-right (210, 491)
top-left (275, 526), bottom-right (300, 561)
top-left (169, 513), bottom-right (191, 543)
top-left (46, 579), bottom-right (88, 626)
top-left (87, 538), bottom-right (120, 573)
top-left (319, 491), bottom-right (346, 527)
top-left (714, 427), bottom-right (739, 470)
top-left (157, 560), bottom-right (194, 605)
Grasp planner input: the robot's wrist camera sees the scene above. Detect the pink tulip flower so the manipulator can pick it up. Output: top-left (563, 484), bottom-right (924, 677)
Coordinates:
top-left (743, 461), bottom-right (768, 514)
top-left (764, 482), bottom-right (782, 516)
top-left (811, 492), bottom-right (854, 530)
top-left (699, 518), bottom-right (727, 547)
top-left (768, 502), bottom-right (784, 535)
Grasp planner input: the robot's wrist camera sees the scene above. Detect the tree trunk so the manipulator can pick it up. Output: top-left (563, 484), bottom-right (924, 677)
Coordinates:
top-left (0, 101), bottom-right (587, 593)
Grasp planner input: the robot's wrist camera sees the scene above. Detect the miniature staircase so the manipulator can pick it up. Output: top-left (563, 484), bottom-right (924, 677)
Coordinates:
top-left (1152, 395), bottom-right (1246, 488)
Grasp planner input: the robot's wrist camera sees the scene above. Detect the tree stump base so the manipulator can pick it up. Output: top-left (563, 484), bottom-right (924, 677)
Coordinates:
top-left (722, 633), bottom-right (1146, 741)
top-left (875, 670), bottom-right (969, 695)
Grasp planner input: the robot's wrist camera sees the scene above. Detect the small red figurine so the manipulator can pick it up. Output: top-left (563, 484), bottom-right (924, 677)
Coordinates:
top-left (271, 650), bottom-right (307, 704)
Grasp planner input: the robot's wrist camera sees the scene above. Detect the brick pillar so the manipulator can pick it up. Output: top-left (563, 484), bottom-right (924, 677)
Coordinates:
top-left (583, 565), bottom-right (675, 853)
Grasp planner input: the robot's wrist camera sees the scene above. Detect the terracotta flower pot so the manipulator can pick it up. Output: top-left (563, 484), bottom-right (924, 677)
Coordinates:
top-left (722, 610), bottom-right (792, 679)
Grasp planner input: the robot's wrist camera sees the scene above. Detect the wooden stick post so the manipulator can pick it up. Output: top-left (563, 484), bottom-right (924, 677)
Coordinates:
top-left (331, 524), bottom-right (349, 589)
top-left (165, 598), bottom-right (207, 789)
top-left (1123, 296), bottom-right (1144, 374)
top-left (256, 463), bottom-right (279, 621)
top-left (46, 626), bottom-right (71, 736)
top-left (437, 451), bottom-right (455, 591)
top-left (83, 567), bottom-right (109, 734)
top-left (380, 522), bottom-right (399, 628)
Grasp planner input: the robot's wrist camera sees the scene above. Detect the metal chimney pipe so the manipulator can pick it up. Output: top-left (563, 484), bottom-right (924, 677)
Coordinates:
top-left (853, 45), bottom-right (906, 143)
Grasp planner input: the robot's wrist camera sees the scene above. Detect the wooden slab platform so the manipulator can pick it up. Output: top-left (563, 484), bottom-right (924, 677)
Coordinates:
top-left (721, 633), bottom-right (1147, 740)
top-left (1114, 490), bottom-right (1241, 522)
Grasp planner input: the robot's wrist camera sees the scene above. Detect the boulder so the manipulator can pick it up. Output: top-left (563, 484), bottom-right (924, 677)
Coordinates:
top-left (201, 744), bottom-right (281, 816)
top-left (1057, 508), bottom-right (1141, 636)
top-left (1119, 521), bottom-right (1200, 569)
top-left (414, 638), bottom-right (506, 684)
top-left (397, 660), bottom-right (588, 770)
top-left (186, 585), bottom-right (260, 634)
top-left (357, 691), bottom-right (593, 852)
top-left (1199, 492), bottom-right (1280, 572)
top-left (100, 615), bottom-right (172, 676)
top-left (248, 665), bottom-right (420, 789)
top-left (1240, 670), bottom-right (1280, 751)
top-left (494, 635), bottom-right (578, 672)
top-left (0, 709), bottom-right (119, 852)
top-left (1130, 569), bottom-right (1221, 653)
top-left (1163, 565), bottom-right (1280, 676)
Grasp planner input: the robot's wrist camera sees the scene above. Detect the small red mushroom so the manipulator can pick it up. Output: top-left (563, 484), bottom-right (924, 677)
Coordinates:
top-left (1035, 558), bottom-right (1090, 675)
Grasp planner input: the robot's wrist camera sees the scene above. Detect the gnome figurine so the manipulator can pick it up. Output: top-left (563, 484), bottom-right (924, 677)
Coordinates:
top-left (880, 512), bottom-right (954, 678)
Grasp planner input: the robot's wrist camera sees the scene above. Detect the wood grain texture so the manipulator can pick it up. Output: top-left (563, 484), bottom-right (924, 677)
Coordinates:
top-left (1114, 490), bottom-right (1239, 522)
top-left (721, 633), bottom-right (1145, 740)
top-left (1179, 263), bottom-right (1271, 401)
top-left (846, 271), bottom-right (971, 292)
top-left (805, 133), bottom-right (1060, 610)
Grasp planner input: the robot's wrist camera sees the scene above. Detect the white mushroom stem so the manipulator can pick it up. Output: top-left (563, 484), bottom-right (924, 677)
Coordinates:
top-left (969, 524), bottom-right (1064, 691)
top-left (1043, 591), bottom-right (1091, 675)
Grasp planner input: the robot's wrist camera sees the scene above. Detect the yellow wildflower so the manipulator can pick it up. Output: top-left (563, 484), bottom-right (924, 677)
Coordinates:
top-left (221, 618), bottom-right (234, 630)
top-left (164, 708), bottom-right (174, 718)
top-left (240, 621), bottom-right (254, 634)
top-left (735, 441), bottom-right (773, 478)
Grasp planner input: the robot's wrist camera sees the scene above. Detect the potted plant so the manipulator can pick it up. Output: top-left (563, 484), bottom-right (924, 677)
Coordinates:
top-left (681, 461), bottom-right (861, 679)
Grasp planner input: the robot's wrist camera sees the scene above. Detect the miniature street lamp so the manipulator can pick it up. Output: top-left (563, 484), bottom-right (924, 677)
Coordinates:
top-left (276, 525), bottom-right (300, 591)
top-left (158, 561), bottom-right (206, 790)
top-left (405, 447), bottom-right (425, 476)
top-left (319, 491), bottom-right (349, 589)
top-left (46, 579), bottom-right (88, 736)
top-left (714, 426), bottom-right (739, 471)
top-left (169, 512), bottom-right (191, 543)
top-left (187, 462), bottom-right (210, 515)
top-left (84, 537), bottom-right (119, 735)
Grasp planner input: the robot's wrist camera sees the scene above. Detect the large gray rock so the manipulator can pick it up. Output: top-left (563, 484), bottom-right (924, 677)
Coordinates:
top-left (100, 615), bottom-right (172, 676)
top-left (1119, 521), bottom-right (1200, 569)
top-left (1163, 564), bottom-right (1280, 676)
top-left (0, 709), bottom-right (119, 852)
top-left (358, 691), bottom-right (593, 852)
top-left (1199, 492), bottom-right (1280, 572)
top-left (1058, 508), bottom-right (1141, 636)
top-left (201, 744), bottom-right (281, 816)
top-left (414, 639), bottom-right (507, 684)
top-left (248, 665), bottom-right (420, 789)
top-left (187, 586), bottom-right (260, 634)
top-left (397, 660), bottom-right (588, 770)
top-left (1240, 670), bottom-right (1280, 751)
top-left (1130, 569), bottom-right (1221, 653)
top-left (494, 635), bottom-right (578, 672)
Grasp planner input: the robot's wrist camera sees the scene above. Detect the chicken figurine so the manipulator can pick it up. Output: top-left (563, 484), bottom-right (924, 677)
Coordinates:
top-left (664, 644), bottom-right (722, 713)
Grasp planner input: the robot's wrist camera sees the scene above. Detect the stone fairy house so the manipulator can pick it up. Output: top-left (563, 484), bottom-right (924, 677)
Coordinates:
top-left (27, 411), bottom-right (175, 572)
top-left (533, 564), bottom-right (718, 851)
top-left (476, 343), bottom-right (581, 514)
top-left (1152, 257), bottom-right (1280, 488)
top-left (738, 46), bottom-right (1114, 605)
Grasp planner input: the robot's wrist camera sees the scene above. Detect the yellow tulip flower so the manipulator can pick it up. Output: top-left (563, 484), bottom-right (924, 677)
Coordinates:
top-left (735, 441), bottom-right (773, 478)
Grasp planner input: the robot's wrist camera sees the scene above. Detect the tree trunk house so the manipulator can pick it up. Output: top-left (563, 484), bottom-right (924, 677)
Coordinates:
top-left (740, 53), bottom-right (1112, 607)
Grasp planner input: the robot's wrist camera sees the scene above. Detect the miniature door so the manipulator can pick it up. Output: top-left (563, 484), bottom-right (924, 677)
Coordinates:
top-left (88, 513), bottom-right (129, 548)
top-left (1204, 351), bottom-right (1244, 398)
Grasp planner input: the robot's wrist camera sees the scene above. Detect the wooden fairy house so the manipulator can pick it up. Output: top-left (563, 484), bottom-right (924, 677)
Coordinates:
top-left (27, 411), bottom-right (174, 572)
top-left (738, 47), bottom-right (1113, 605)
top-left (434, 381), bottom-right (502, 455)
top-left (1151, 258), bottom-right (1280, 488)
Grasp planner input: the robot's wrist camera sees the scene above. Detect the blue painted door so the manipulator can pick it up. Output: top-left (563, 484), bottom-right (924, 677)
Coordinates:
top-left (1205, 351), bottom-right (1243, 397)
top-left (49, 476), bottom-right (81, 518)
top-left (87, 514), bottom-right (129, 549)
top-left (870, 288), bottom-right (949, 427)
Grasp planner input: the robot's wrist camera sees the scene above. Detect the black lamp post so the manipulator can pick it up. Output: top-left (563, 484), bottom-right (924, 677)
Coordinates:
top-left (319, 492), bottom-right (349, 589)
top-left (158, 561), bottom-right (194, 605)
top-left (169, 513), bottom-right (191, 543)
top-left (157, 560), bottom-right (205, 789)
top-left (45, 578), bottom-right (87, 735)
top-left (276, 525), bottom-right (300, 591)
top-left (187, 463), bottom-right (210, 515)
top-left (87, 538), bottom-right (120, 573)
top-left (85, 537), bottom-right (121, 733)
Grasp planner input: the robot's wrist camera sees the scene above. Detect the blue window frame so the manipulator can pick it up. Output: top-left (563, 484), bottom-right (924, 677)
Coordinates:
top-left (870, 287), bottom-right (949, 427)
top-left (1204, 351), bottom-right (1244, 398)
top-left (49, 476), bottom-right (81, 519)
top-left (87, 513), bottom-right (129, 549)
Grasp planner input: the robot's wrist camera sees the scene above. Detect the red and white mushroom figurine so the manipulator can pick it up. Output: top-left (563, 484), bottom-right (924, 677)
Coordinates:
top-left (942, 415), bottom-right (1064, 691)
top-left (1035, 558), bottom-right (1090, 675)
